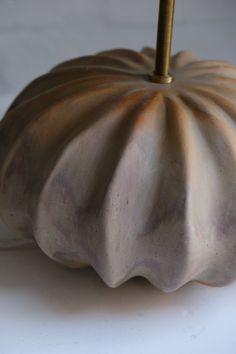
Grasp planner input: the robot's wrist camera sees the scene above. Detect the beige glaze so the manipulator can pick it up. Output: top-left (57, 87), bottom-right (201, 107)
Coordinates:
top-left (0, 48), bottom-right (236, 292)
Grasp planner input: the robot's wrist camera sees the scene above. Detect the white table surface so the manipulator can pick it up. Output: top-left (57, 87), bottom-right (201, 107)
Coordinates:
top-left (0, 246), bottom-right (236, 354)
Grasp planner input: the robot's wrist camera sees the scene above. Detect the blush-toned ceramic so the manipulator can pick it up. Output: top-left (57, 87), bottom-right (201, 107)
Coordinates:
top-left (0, 48), bottom-right (236, 292)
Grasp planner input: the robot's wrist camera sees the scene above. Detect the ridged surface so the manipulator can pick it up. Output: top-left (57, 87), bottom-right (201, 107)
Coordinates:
top-left (0, 48), bottom-right (236, 291)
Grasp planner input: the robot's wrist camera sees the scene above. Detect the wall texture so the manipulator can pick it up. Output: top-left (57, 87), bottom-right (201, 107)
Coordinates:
top-left (0, 0), bottom-right (236, 96)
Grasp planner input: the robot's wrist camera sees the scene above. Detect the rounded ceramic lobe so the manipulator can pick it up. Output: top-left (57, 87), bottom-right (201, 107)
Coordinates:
top-left (0, 48), bottom-right (236, 291)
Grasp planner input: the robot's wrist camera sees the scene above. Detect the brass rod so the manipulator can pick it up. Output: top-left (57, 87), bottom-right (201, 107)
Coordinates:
top-left (153, 0), bottom-right (175, 84)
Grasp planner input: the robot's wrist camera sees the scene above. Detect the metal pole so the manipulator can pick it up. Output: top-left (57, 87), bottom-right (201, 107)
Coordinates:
top-left (152, 0), bottom-right (175, 84)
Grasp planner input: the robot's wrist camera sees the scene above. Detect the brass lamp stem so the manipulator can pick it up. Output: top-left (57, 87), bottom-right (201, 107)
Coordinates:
top-left (152, 0), bottom-right (175, 84)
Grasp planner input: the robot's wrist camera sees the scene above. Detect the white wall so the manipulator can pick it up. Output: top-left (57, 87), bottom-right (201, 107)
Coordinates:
top-left (0, 0), bottom-right (236, 95)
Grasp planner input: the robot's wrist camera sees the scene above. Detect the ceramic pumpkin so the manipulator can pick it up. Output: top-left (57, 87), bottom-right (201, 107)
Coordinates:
top-left (1, 1), bottom-right (236, 292)
top-left (1, 47), bottom-right (236, 291)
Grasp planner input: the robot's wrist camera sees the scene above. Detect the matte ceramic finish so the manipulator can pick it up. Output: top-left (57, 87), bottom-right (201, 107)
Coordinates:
top-left (0, 48), bottom-right (236, 292)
